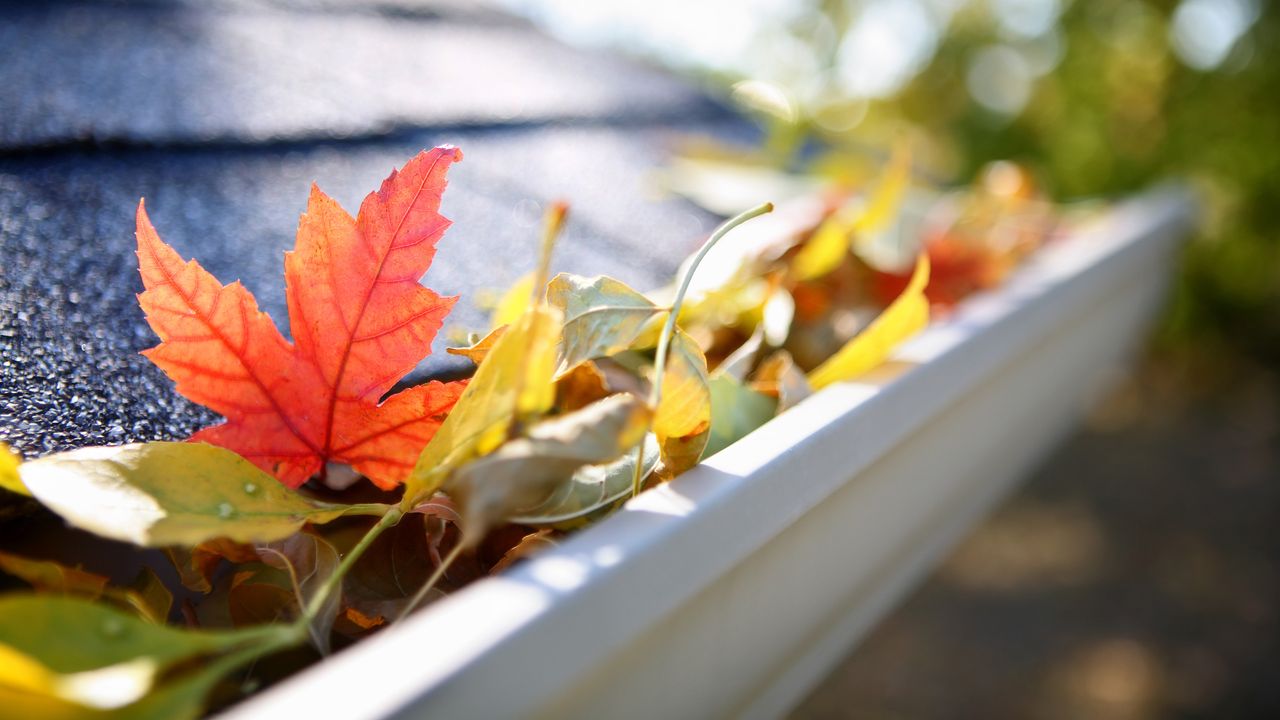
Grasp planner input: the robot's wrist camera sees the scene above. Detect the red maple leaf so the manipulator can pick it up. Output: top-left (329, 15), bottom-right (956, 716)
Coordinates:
top-left (135, 147), bottom-right (466, 489)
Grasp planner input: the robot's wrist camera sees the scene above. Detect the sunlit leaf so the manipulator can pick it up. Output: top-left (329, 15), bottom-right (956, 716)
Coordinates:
top-left (511, 434), bottom-right (660, 528)
top-left (808, 253), bottom-right (930, 390)
top-left (445, 325), bottom-right (505, 365)
top-left (446, 393), bottom-right (650, 541)
top-left (491, 272), bottom-right (535, 328)
top-left (18, 443), bottom-right (361, 547)
top-left (137, 148), bottom-right (465, 489)
top-left (547, 273), bottom-right (664, 376)
top-left (407, 305), bottom-right (563, 505)
top-left (653, 329), bottom-right (712, 475)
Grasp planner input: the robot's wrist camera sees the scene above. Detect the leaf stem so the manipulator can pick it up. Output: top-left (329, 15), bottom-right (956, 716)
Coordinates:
top-left (630, 202), bottom-right (774, 497)
top-left (300, 506), bottom-right (403, 625)
top-left (395, 540), bottom-right (465, 623)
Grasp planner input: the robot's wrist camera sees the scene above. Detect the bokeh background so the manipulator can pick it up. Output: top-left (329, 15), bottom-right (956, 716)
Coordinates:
top-left (501, 0), bottom-right (1280, 717)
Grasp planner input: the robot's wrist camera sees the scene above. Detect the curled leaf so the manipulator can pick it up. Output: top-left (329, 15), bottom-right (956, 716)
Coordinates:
top-left (808, 253), bottom-right (930, 390)
top-left (511, 433), bottom-right (660, 528)
top-left (547, 273), bottom-right (663, 376)
top-left (446, 393), bottom-right (651, 542)
top-left (18, 442), bottom-right (361, 547)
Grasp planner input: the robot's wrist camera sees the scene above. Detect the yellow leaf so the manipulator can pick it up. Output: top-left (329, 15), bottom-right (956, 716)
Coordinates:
top-left (490, 273), bottom-right (535, 329)
top-left (446, 325), bottom-right (507, 365)
top-left (653, 330), bottom-right (712, 475)
top-left (407, 305), bottom-right (562, 504)
top-left (791, 142), bottom-right (912, 281)
top-left (0, 442), bottom-right (28, 496)
top-left (808, 253), bottom-right (930, 390)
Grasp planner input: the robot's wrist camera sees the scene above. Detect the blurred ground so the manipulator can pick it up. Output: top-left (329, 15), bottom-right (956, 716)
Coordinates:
top-left (792, 354), bottom-right (1280, 719)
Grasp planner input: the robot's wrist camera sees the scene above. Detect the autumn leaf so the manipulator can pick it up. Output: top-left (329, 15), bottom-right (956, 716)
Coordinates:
top-left (808, 253), bottom-right (930, 389)
top-left (18, 442), bottom-right (376, 547)
top-left (547, 273), bottom-right (664, 376)
top-left (652, 329), bottom-right (712, 475)
top-left (445, 393), bottom-right (650, 541)
top-left (791, 141), bottom-right (912, 281)
top-left (136, 147), bottom-right (466, 489)
top-left (406, 305), bottom-right (562, 505)
top-left (510, 434), bottom-right (659, 528)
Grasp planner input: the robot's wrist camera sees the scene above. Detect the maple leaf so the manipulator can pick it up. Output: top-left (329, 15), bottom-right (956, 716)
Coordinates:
top-left (136, 147), bottom-right (466, 489)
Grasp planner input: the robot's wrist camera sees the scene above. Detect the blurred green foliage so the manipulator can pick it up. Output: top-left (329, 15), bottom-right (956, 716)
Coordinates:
top-left (707, 0), bottom-right (1279, 363)
top-left (901, 1), bottom-right (1279, 363)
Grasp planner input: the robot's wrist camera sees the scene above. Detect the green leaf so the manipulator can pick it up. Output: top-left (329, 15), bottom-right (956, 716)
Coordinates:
top-left (547, 273), bottom-right (663, 376)
top-left (0, 594), bottom-right (285, 712)
top-left (703, 375), bottom-right (779, 459)
top-left (407, 305), bottom-right (563, 505)
top-left (18, 442), bottom-right (357, 547)
top-left (446, 393), bottom-right (651, 541)
top-left (809, 253), bottom-right (930, 389)
top-left (511, 434), bottom-right (660, 528)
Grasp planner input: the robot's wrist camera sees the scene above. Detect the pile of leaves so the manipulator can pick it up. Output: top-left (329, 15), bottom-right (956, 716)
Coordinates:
top-left (0, 145), bottom-right (1056, 718)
